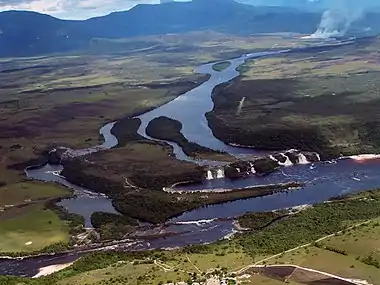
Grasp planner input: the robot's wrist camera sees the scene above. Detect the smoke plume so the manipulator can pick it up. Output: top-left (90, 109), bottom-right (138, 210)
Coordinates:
top-left (308, 0), bottom-right (374, 39)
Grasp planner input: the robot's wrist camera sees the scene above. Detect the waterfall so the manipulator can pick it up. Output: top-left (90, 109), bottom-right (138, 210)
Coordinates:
top-left (315, 153), bottom-right (321, 161)
top-left (236, 97), bottom-right (246, 115)
top-left (216, 169), bottom-right (225, 179)
top-left (279, 154), bottom-right (293, 167)
top-left (206, 170), bottom-right (214, 180)
top-left (236, 168), bottom-right (241, 173)
top-left (298, 153), bottom-right (310, 165)
top-left (269, 155), bottom-right (278, 162)
top-left (249, 162), bottom-right (256, 174)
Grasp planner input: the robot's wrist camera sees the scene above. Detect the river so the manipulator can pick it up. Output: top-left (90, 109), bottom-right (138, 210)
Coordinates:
top-left (4, 38), bottom-right (380, 277)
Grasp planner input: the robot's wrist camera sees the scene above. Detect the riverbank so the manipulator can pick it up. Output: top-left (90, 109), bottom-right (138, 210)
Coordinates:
top-left (32, 262), bottom-right (75, 278)
top-left (206, 37), bottom-right (380, 159)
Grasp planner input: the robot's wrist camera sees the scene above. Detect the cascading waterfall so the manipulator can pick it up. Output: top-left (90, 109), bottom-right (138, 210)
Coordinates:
top-left (279, 154), bottom-right (293, 167)
top-left (175, 219), bottom-right (216, 227)
top-left (269, 155), bottom-right (278, 162)
top-left (206, 170), bottom-right (214, 180)
top-left (249, 162), bottom-right (256, 174)
top-left (298, 153), bottom-right (310, 165)
top-left (216, 169), bottom-right (225, 179)
top-left (205, 169), bottom-right (227, 180)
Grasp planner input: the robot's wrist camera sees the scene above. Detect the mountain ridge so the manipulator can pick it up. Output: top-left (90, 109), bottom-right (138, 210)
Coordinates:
top-left (0, 0), bottom-right (377, 57)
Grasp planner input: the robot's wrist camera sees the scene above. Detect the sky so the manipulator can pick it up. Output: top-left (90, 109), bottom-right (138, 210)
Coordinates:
top-left (0, 0), bottom-right (167, 19)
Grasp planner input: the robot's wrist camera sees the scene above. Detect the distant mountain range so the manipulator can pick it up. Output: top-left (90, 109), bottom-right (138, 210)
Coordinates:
top-left (0, 0), bottom-right (378, 57)
top-left (239, 0), bottom-right (380, 10)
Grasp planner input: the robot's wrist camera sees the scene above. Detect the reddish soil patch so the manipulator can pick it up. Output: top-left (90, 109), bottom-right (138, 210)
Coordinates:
top-left (252, 266), bottom-right (295, 281)
top-left (252, 266), bottom-right (356, 285)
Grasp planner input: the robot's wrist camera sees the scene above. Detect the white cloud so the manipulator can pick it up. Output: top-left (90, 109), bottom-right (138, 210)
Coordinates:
top-left (0, 0), bottom-right (161, 19)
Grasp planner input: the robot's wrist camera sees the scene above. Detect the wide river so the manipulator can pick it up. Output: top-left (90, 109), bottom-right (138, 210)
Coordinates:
top-left (3, 39), bottom-right (380, 277)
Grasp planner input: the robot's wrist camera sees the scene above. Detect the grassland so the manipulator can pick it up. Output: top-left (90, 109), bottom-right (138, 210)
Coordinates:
top-left (54, 246), bottom-right (253, 285)
top-left (0, 203), bottom-right (70, 253)
top-left (3, 244), bottom-right (254, 285)
top-left (0, 182), bottom-right (71, 208)
top-left (208, 36), bottom-right (380, 158)
top-left (0, 182), bottom-right (75, 253)
top-left (88, 32), bottom-right (306, 62)
top-left (263, 218), bottom-right (380, 285)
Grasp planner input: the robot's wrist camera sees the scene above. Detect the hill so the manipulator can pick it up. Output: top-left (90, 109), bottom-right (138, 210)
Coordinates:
top-left (0, 0), bottom-right (320, 57)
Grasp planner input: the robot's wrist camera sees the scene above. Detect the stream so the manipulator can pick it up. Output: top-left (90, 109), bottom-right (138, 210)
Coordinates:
top-left (3, 39), bottom-right (380, 277)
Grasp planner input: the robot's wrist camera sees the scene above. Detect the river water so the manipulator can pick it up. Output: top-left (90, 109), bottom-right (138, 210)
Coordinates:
top-left (4, 39), bottom-right (380, 277)
top-left (137, 50), bottom-right (289, 157)
top-left (25, 122), bottom-right (120, 228)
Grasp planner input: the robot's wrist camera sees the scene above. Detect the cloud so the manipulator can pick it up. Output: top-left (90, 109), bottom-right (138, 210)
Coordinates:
top-left (0, 0), bottom-right (161, 19)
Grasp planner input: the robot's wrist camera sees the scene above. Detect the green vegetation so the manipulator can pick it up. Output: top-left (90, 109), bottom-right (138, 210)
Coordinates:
top-left (114, 183), bottom-right (297, 223)
top-left (361, 254), bottom-right (380, 269)
top-left (237, 190), bottom-right (380, 256)
top-left (208, 37), bottom-right (380, 158)
top-left (61, 142), bottom-right (205, 192)
top-left (110, 118), bottom-right (145, 147)
top-left (0, 181), bottom-right (82, 254)
top-left (0, 182), bottom-right (71, 207)
top-left (0, 179), bottom-right (83, 254)
top-left (90, 212), bottom-right (138, 240)
top-left (58, 152), bottom-right (300, 224)
top-left (266, 218), bottom-right (380, 285)
top-left (0, 203), bottom-right (70, 253)
top-left (146, 116), bottom-right (212, 157)
top-left (323, 245), bottom-right (348, 256)
top-left (238, 211), bottom-right (288, 230)
top-left (212, 61), bottom-right (231, 72)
